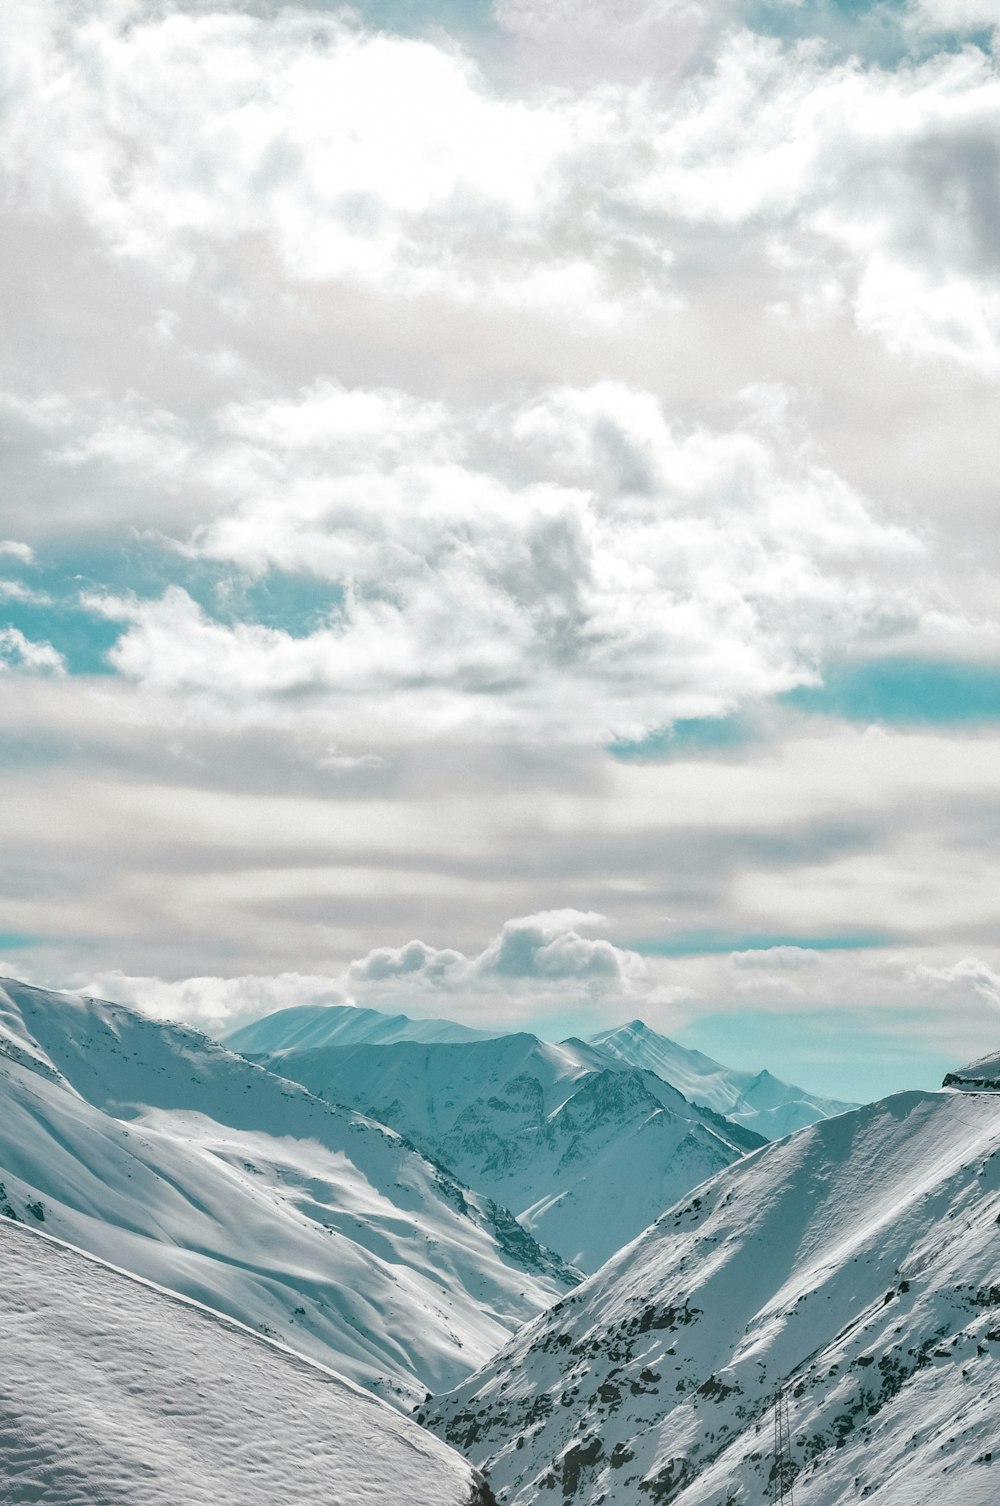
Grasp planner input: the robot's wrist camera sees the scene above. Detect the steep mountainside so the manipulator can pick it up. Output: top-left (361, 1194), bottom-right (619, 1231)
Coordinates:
top-left (225, 1001), bottom-right (494, 1054)
top-left (587, 1019), bottom-right (854, 1138)
top-left (426, 1084), bottom-right (1000, 1506)
top-left (0, 1218), bottom-right (494, 1506)
top-left (0, 977), bottom-right (574, 1408)
top-left (256, 1032), bottom-right (762, 1271)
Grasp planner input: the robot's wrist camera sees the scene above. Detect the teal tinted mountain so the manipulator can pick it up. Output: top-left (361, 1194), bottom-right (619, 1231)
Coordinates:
top-left (426, 1071), bottom-right (1000, 1506)
top-left (586, 1018), bottom-right (854, 1137)
top-left (226, 1000), bottom-right (496, 1054)
top-left (239, 1030), bottom-right (763, 1271)
top-left (0, 977), bottom-right (574, 1409)
top-left (227, 1000), bottom-right (854, 1141)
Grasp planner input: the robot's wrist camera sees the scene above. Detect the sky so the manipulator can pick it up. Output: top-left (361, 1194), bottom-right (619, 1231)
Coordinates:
top-left (1, 0), bottom-right (1000, 1102)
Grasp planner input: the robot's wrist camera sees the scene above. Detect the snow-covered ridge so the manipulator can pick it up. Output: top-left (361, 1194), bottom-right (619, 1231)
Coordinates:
top-left (586, 1018), bottom-right (855, 1138)
top-left (943, 1049), bottom-right (1000, 1091)
top-left (225, 1001), bottom-right (854, 1143)
top-left (0, 1217), bottom-right (495, 1506)
top-left (226, 1000), bottom-right (495, 1054)
top-left (251, 1030), bottom-right (762, 1271)
top-left (425, 1084), bottom-right (1000, 1506)
top-left (0, 977), bottom-right (575, 1408)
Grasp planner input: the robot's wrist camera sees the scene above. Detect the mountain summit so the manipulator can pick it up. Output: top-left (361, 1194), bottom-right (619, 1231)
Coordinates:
top-left (586, 1019), bottom-right (854, 1138)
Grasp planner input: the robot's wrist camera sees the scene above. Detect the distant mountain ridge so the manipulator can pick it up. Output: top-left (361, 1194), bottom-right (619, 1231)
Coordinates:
top-left (226, 1001), bottom-right (496, 1055)
top-left (0, 977), bottom-right (575, 1408)
top-left (247, 1030), bottom-right (763, 1271)
top-left (586, 1018), bottom-right (855, 1138)
top-left (228, 1001), bottom-right (854, 1143)
top-left (425, 1076), bottom-right (1000, 1506)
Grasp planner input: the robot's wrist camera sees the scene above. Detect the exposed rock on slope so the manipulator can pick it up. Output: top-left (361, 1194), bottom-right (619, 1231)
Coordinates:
top-left (425, 1086), bottom-right (1000, 1506)
top-left (944, 1048), bottom-right (1000, 1091)
top-left (253, 1031), bottom-right (761, 1271)
top-left (0, 1217), bottom-right (495, 1506)
top-left (0, 977), bottom-right (574, 1408)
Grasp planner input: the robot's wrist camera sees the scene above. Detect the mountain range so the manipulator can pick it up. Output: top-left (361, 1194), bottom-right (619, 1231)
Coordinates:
top-left (0, 977), bottom-right (574, 1409)
top-left (5, 974), bottom-right (993, 1506)
top-left (425, 1073), bottom-right (1000, 1506)
top-left (242, 1029), bottom-right (764, 1271)
top-left (228, 1004), bottom-right (852, 1143)
top-left (588, 1019), bottom-right (855, 1138)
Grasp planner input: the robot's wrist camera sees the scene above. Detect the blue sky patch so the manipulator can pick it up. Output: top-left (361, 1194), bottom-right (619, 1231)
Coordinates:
top-left (609, 714), bottom-right (755, 762)
top-left (1, 542), bottom-right (344, 675)
top-left (627, 929), bottom-right (896, 956)
top-left (784, 658), bottom-right (1000, 726)
top-left (683, 1004), bottom-right (948, 1101)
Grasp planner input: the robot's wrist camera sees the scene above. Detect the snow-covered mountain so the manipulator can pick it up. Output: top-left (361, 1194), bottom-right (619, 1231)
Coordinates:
top-left (226, 1002), bottom-right (852, 1142)
top-left (0, 977), bottom-right (575, 1409)
top-left (253, 1031), bottom-right (763, 1271)
top-left (1, 1217), bottom-right (495, 1506)
top-left (226, 1000), bottom-right (494, 1055)
top-left (587, 1019), bottom-right (854, 1138)
top-left (425, 1076), bottom-right (1000, 1506)
top-left (944, 1048), bottom-right (1000, 1091)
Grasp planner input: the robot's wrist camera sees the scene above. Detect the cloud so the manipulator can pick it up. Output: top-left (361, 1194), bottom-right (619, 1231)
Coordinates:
top-left (0, 626), bottom-right (65, 675)
top-left (2, 0), bottom-right (1000, 1098)
top-left (347, 911), bottom-right (646, 1004)
top-left (914, 956), bottom-right (1000, 1009)
top-left (59, 377), bottom-right (938, 746)
top-left (0, 540), bottom-right (34, 563)
top-left (908, 0), bottom-right (1000, 34)
top-left (3, 3), bottom-right (1000, 367)
top-left (76, 968), bottom-right (349, 1035)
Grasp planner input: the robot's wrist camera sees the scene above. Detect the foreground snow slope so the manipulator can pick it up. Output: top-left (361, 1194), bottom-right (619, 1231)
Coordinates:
top-left (257, 1032), bottom-right (761, 1271)
top-left (587, 1019), bottom-right (854, 1138)
top-left (226, 1001), bottom-right (493, 1054)
top-left (426, 1084), bottom-right (1000, 1506)
top-left (0, 978), bottom-right (574, 1408)
top-left (0, 1218), bottom-right (494, 1506)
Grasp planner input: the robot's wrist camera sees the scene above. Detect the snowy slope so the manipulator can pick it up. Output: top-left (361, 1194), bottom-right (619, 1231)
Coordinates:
top-left (944, 1048), bottom-right (1000, 1090)
top-left (0, 977), bottom-right (575, 1409)
top-left (0, 1217), bottom-right (495, 1506)
top-left (225, 1001), bottom-right (494, 1055)
top-left (587, 1019), bottom-right (854, 1138)
top-left (256, 1032), bottom-right (762, 1271)
top-left (426, 1085), bottom-right (1000, 1506)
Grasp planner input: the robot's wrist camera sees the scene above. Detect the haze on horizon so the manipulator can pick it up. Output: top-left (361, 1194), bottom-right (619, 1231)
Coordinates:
top-left (1, 0), bottom-right (999, 1102)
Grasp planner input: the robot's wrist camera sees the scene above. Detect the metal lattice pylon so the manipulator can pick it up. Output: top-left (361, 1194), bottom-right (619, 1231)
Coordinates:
top-left (770, 1388), bottom-right (795, 1506)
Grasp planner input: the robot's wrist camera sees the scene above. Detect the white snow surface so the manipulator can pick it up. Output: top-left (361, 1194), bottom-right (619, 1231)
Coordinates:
top-left (255, 1032), bottom-right (761, 1271)
top-left (587, 1019), bottom-right (854, 1139)
top-left (944, 1049), bottom-right (1000, 1090)
top-left (426, 1086), bottom-right (1000, 1506)
top-left (0, 978), bottom-right (574, 1410)
top-left (226, 1001), bottom-right (494, 1054)
top-left (0, 1217), bottom-right (488, 1506)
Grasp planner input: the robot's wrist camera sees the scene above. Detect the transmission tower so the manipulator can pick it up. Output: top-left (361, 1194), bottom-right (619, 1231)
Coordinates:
top-left (770, 1387), bottom-right (795, 1506)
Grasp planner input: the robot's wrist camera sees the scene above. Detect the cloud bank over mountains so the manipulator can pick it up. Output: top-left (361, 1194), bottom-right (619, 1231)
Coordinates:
top-left (2, 0), bottom-right (1000, 1096)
